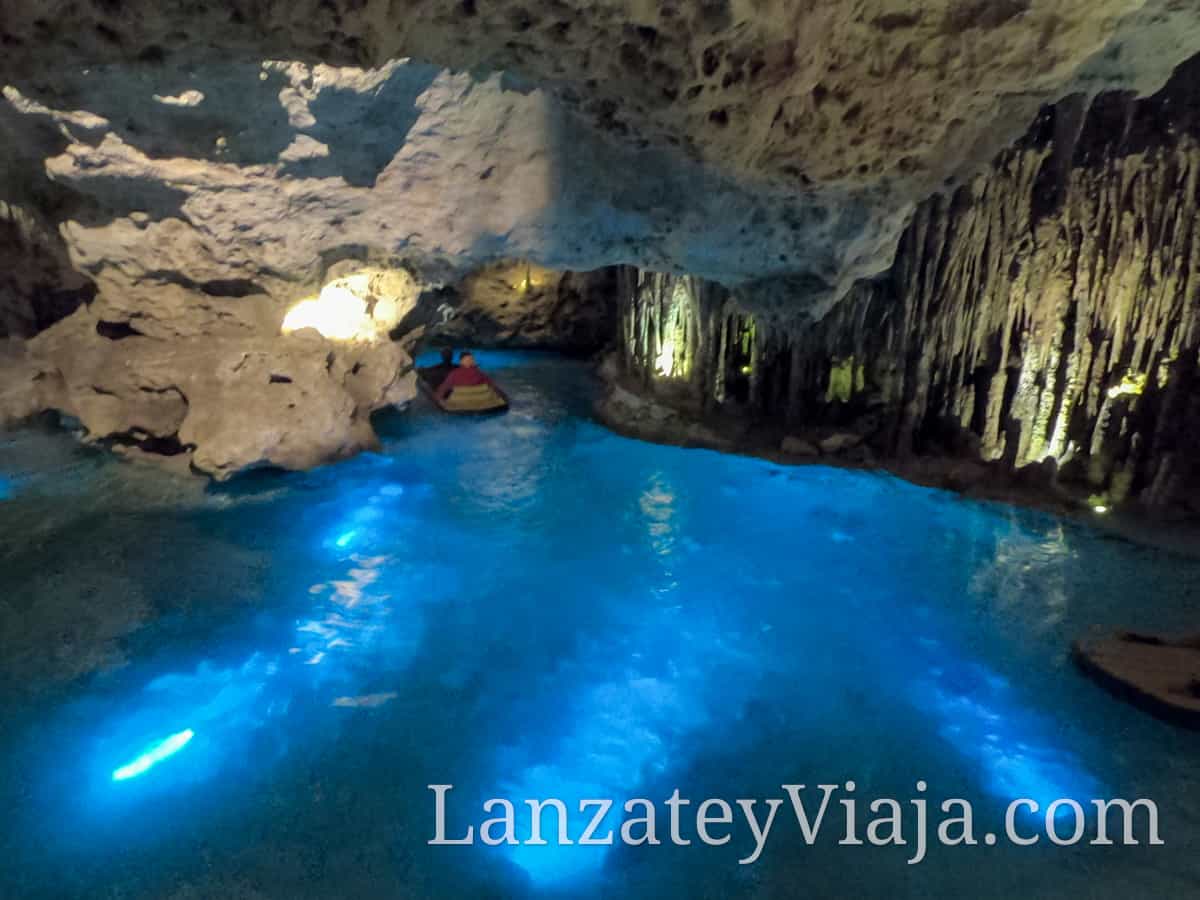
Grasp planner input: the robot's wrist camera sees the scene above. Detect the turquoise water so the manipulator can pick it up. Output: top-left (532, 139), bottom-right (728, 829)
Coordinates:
top-left (1, 352), bottom-right (1199, 898)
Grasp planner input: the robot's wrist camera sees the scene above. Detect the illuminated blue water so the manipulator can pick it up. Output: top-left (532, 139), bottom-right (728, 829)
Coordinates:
top-left (1, 352), bottom-right (1199, 898)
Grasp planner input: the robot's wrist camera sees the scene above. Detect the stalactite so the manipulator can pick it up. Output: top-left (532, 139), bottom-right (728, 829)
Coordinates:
top-left (611, 58), bottom-right (1200, 515)
top-left (713, 310), bottom-right (729, 404)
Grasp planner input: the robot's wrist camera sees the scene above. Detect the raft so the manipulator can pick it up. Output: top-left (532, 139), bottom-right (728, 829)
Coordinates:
top-left (417, 366), bottom-right (510, 415)
top-left (1073, 630), bottom-right (1200, 729)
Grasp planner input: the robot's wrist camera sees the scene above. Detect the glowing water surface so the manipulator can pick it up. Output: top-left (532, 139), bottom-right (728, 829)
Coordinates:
top-left (1, 352), bottom-right (1199, 898)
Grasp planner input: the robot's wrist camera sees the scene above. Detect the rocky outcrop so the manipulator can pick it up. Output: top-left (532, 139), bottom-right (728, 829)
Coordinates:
top-left (0, 57), bottom-right (874, 322)
top-left (24, 313), bottom-right (416, 479)
top-left (6, 264), bottom-right (421, 479)
top-left (598, 380), bottom-right (736, 451)
top-left (430, 262), bottom-right (617, 352)
top-left (0, 339), bottom-right (39, 423)
top-left (0, 94), bottom-right (94, 338)
top-left (0, 201), bottom-right (92, 338)
top-left (610, 57), bottom-right (1200, 518)
top-left (1073, 631), bottom-right (1200, 729)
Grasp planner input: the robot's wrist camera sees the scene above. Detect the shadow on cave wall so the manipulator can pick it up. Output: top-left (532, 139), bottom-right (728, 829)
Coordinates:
top-left (10, 57), bottom-right (442, 227)
top-left (0, 57), bottom-right (448, 333)
top-left (281, 62), bottom-right (440, 187)
top-left (0, 95), bottom-right (95, 337)
top-left (20, 61), bottom-right (295, 165)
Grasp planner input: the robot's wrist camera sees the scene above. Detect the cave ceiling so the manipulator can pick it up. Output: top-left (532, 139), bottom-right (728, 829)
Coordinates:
top-left (2, 0), bottom-right (1200, 318)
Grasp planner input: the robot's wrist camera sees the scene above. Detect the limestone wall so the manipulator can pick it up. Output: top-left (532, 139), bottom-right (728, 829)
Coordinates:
top-left (615, 60), bottom-right (1200, 515)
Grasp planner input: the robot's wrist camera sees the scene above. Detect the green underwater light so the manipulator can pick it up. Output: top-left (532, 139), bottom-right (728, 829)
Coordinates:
top-left (112, 729), bottom-right (195, 781)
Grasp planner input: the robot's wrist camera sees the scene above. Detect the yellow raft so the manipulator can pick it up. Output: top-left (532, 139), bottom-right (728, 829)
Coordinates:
top-left (418, 367), bottom-right (510, 415)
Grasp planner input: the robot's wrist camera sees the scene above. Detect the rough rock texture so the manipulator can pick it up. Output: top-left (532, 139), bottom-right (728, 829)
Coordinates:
top-left (10, 282), bottom-right (419, 479)
top-left (2, 2), bottom-right (1200, 318)
top-left (0, 202), bottom-right (92, 338)
top-left (599, 381), bottom-right (736, 451)
top-left (2, 1), bottom-right (1197, 191)
top-left (431, 262), bottom-right (618, 351)
top-left (3, 2), bottom-right (1200, 479)
top-left (0, 93), bottom-right (94, 337)
top-left (1073, 631), bottom-right (1200, 729)
top-left (0, 58), bottom-right (869, 327)
top-left (0, 339), bottom-right (38, 423)
top-left (611, 57), bottom-right (1200, 517)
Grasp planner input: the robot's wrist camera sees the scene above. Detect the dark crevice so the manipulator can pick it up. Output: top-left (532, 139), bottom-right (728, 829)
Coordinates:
top-left (146, 271), bottom-right (265, 298)
top-left (106, 432), bottom-right (190, 456)
top-left (199, 278), bottom-right (266, 298)
top-left (96, 320), bottom-right (143, 340)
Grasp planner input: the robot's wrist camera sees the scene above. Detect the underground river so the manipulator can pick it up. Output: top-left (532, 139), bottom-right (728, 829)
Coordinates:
top-left (1, 352), bottom-right (1199, 898)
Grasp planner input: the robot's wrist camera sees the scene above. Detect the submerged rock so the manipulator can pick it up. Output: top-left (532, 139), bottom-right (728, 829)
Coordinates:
top-left (435, 262), bottom-right (618, 352)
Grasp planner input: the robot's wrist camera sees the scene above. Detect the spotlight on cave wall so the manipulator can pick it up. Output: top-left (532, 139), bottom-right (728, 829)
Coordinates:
top-left (654, 281), bottom-right (699, 380)
top-left (655, 340), bottom-right (677, 377)
top-left (826, 356), bottom-right (863, 404)
top-left (490, 260), bottom-right (551, 295)
top-left (1107, 371), bottom-right (1147, 400)
top-left (281, 268), bottom-right (418, 342)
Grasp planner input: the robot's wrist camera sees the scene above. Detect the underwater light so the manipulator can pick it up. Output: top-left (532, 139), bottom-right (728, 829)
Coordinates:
top-left (1093, 505), bottom-right (1109, 515)
top-left (112, 729), bottom-right (194, 781)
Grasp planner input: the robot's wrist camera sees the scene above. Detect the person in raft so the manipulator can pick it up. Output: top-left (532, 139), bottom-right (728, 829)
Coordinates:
top-left (434, 351), bottom-right (499, 401)
top-left (426, 346), bottom-right (457, 384)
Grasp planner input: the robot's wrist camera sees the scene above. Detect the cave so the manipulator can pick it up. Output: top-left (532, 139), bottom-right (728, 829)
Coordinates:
top-left (3, 3), bottom-right (1200, 898)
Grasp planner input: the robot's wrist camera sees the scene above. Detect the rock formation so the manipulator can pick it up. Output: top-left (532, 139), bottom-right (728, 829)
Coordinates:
top-left (433, 262), bottom-right (618, 352)
top-left (13, 262), bottom-right (421, 478)
top-left (3, 1), bottom-right (1200, 484)
top-left (2, 1), bottom-right (1200, 320)
top-left (609, 55), bottom-right (1200, 517)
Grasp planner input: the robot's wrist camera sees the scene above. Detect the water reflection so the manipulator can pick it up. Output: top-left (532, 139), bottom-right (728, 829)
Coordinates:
top-left (908, 643), bottom-right (1101, 815)
top-left (296, 554), bottom-right (397, 670)
top-left (971, 526), bottom-right (1074, 635)
top-left (492, 469), bottom-right (762, 886)
top-left (89, 474), bottom-right (436, 810)
top-left (90, 651), bottom-right (277, 808)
